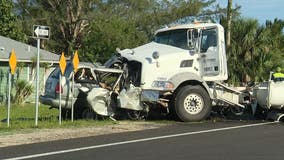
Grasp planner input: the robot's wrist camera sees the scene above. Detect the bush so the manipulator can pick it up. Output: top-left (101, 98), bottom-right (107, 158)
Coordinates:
top-left (13, 80), bottom-right (33, 104)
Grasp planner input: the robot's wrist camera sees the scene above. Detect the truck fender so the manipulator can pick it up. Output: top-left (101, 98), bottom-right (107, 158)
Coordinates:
top-left (168, 72), bottom-right (213, 99)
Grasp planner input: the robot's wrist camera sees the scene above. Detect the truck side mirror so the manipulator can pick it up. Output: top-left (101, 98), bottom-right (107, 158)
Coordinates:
top-left (188, 39), bottom-right (194, 49)
top-left (187, 29), bottom-right (197, 52)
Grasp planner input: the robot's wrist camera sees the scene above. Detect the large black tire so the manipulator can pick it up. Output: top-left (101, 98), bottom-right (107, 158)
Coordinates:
top-left (82, 107), bottom-right (98, 120)
top-left (73, 92), bottom-right (89, 119)
top-left (175, 85), bottom-right (211, 122)
top-left (254, 104), bottom-right (268, 120)
top-left (126, 110), bottom-right (144, 120)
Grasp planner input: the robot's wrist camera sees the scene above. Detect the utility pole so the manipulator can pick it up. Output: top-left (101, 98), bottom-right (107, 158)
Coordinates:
top-left (226, 0), bottom-right (232, 49)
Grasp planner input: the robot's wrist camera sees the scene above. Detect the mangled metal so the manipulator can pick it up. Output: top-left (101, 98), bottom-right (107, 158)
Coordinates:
top-left (87, 87), bottom-right (113, 116)
top-left (119, 87), bottom-right (143, 111)
top-left (81, 67), bottom-right (146, 120)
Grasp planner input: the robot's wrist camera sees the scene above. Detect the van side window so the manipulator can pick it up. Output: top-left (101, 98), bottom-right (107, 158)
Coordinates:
top-left (200, 29), bottom-right (217, 53)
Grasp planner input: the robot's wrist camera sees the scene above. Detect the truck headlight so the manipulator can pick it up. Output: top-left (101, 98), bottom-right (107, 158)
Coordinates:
top-left (152, 81), bottom-right (174, 90)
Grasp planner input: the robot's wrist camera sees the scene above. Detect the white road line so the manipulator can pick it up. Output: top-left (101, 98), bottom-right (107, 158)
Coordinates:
top-left (4, 121), bottom-right (278, 160)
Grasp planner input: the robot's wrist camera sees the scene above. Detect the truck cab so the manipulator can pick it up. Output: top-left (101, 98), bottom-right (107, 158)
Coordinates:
top-left (153, 22), bottom-right (228, 81)
top-left (106, 22), bottom-right (239, 122)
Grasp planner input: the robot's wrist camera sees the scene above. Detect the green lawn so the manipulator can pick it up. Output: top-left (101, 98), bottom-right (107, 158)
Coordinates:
top-left (0, 103), bottom-right (116, 133)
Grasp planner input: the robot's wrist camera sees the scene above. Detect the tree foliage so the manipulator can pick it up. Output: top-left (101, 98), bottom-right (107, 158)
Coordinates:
top-left (0, 0), bottom-right (26, 41)
top-left (225, 18), bottom-right (284, 85)
top-left (14, 0), bottom-right (220, 57)
top-left (13, 80), bottom-right (34, 104)
top-left (103, 0), bottom-right (218, 38)
top-left (15, 0), bottom-right (95, 54)
top-left (220, 0), bottom-right (284, 85)
top-left (80, 16), bottom-right (148, 62)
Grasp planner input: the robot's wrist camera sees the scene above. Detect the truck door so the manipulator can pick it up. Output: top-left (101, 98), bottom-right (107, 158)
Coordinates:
top-left (199, 27), bottom-right (226, 81)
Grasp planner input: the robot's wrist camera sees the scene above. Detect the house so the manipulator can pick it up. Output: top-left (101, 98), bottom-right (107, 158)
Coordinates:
top-left (0, 35), bottom-right (60, 103)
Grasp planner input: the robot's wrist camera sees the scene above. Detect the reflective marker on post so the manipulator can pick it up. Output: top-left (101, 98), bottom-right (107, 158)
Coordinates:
top-left (72, 50), bottom-right (79, 72)
top-left (9, 49), bottom-right (17, 75)
top-left (8, 49), bottom-right (17, 127)
top-left (71, 51), bottom-right (79, 122)
top-left (59, 52), bottom-right (66, 125)
top-left (59, 74), bottom-right (62, 125)
top-left (59, 52), bottom-right (67, 76)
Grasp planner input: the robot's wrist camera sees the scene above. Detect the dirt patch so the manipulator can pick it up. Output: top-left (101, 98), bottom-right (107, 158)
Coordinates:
top-left (0, 121), bottom-right (168, 148)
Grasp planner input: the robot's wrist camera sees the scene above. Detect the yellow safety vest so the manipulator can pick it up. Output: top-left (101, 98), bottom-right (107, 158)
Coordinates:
top-left (273, 72), bottom-right (284, 78)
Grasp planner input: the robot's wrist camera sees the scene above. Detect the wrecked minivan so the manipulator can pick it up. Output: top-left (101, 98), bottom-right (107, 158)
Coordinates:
top-left (40, 62), bottom-right (97, 119)
top-left (40, 61), bottom-right (148, 120)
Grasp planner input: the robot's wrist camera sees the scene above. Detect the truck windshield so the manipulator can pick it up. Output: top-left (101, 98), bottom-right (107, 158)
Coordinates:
top-left (154, 29), bottom-right (188, 50)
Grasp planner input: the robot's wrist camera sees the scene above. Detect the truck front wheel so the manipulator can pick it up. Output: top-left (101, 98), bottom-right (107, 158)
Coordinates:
top-left (175, 85), bottom-right (211, 122)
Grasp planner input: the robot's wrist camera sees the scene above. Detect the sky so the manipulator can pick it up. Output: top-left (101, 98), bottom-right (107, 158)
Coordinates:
top-left (215, 0), bottom-right (284, 24)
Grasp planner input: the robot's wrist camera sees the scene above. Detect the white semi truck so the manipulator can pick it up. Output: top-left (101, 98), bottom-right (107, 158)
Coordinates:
top-left (103, 21), bottom-right (247, 121)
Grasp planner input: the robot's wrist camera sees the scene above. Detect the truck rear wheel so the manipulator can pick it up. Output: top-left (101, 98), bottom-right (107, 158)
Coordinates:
top-left (175, 85), bottom-right (211, 122)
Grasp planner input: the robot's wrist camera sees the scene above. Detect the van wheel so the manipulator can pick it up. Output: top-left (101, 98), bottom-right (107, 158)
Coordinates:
top-left (175, 85), bottom-right (211, 122)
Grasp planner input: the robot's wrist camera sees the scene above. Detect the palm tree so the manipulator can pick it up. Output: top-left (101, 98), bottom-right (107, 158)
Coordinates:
top-left (228, 18), bottom-right (284, 85)
top-left (228, 18), bottom-right (259, 85)
top-left (226, 0), bottom-right (232, 48)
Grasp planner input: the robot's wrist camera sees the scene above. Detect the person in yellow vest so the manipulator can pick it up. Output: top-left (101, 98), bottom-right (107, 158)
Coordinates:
top-left (272, 67), bottom-right (284, 82)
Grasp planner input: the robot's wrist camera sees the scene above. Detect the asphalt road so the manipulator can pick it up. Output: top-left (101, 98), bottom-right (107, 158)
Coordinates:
top-left (1, 121), bottom-right (284, 160)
